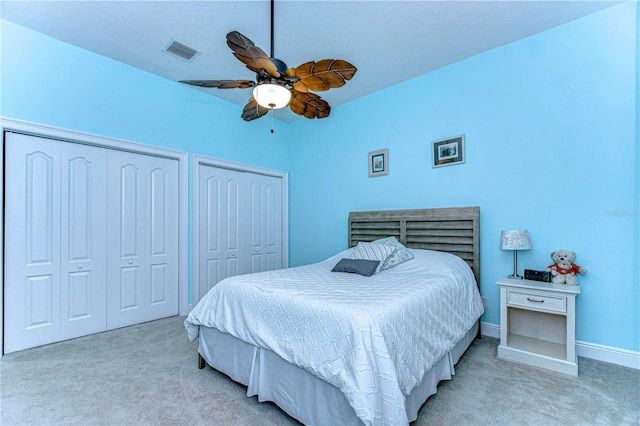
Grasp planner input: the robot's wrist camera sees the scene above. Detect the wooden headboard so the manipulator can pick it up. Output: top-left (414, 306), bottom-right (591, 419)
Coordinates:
top-left (348, 207), bottom-right (480, 286)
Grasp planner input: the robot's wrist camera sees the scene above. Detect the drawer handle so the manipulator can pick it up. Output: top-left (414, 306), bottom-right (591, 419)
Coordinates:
top-left (527, 297), bottom-right (544, 303)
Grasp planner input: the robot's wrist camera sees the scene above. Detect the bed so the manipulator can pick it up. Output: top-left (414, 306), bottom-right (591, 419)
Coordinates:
top-left (185, 207), bottom-right (483, 426)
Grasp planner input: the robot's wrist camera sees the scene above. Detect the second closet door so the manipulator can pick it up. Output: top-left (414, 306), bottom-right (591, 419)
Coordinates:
top-left (197, 164), bottom-right (282, 301)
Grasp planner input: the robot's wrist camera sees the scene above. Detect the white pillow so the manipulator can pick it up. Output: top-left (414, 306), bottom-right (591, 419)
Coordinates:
top-left (351, 242), bottom-right (396, 274)
top-left (373, 236), bottom-right (415, 270)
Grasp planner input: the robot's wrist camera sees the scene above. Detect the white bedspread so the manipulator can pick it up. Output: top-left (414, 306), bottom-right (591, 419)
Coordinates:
top-left (185, 248), bottom-right (484, 426)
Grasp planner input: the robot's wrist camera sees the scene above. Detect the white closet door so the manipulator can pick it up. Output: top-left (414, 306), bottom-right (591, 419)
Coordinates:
top-left (4, 133), bottom-right (107, 353)
top-left (196, 164), bottom-right (283, 302)
top-left (197, 165), bottom-right (244, 298)
top-left (5, 133), bottom-right (62, 352)
top-left (106, 150), bottom-right (178, 329)
top-left (59, 142), bottom-right (108, 339)
top-left (248, 174), bottom-right (282, 273)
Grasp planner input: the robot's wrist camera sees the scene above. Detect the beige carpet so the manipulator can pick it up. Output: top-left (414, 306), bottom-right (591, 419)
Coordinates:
top-left (1, 316), bottom-right (638, 425)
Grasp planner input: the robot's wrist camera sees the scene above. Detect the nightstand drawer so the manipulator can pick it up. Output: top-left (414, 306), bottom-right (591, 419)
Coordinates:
top-left (508, 291), bottom-right (566, 313)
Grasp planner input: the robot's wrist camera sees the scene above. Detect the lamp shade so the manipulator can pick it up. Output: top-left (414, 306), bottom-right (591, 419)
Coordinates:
top-left (500, 229), bottom-right (532, 250)
top-left (252, 83), bottom-right (291, 109)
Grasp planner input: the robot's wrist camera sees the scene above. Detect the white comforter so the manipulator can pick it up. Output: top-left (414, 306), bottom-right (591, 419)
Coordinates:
top-left (185, 248), bottom-right (484, 426)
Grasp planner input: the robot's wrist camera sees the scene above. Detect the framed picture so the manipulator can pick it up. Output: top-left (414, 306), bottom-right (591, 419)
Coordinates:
top-left (432, 135), bottom-right (465, 168)
top-left (368, 149), bottom-right (388, 177)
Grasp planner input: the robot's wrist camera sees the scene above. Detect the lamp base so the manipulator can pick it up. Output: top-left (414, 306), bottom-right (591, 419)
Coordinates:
top-left (508, 251), bottom-right (524, 280)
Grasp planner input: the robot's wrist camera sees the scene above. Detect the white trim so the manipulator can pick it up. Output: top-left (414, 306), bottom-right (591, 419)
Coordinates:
top-left (0, 124), bottom-right (4, 358)
top-left (0, 117), bottom-right (190, 357)
top-left (481, 321), bottom-right (640, 370)
top-left (576, 340), bottom-right (640, 370)
top-left (193, 154), bottom-right (290, 181)
top-left (481, 321), bottom-right (500, 339)
top-left (1, 117), bottom-right (186, 160)
top-left (191, 154), bottom-right (289, 307)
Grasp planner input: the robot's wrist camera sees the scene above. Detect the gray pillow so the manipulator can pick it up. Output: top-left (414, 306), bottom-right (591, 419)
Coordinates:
top-left (351, 241), bottom-right (396, 274)
top-left (373, 236), bottom-right (415, 270)
top-left (331, 258), bottom-right (380, 277)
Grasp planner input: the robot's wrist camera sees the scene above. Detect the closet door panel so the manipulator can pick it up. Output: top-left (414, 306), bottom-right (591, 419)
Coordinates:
top-left (5, 133), bottom-right (62, 352)
top-left (60, 142), bottom-right (108, 339)
top-left (248, 174), bottom-right (282, 274)
top-left (249, 181), bottom-right (263, 273)
top-left (107, 155), bottom-right (146, 329)
top-left (107, 151), bottom-right (147, 328)
top-left (225, 176), bottom-right (242, 277)
top-left (202, 175), bottom-right (222, 295)
top-left (146, 158), bottom-right (179, 318)
top-left (197, 165), bottom-right (246, 300)
top-left (264, 177), bottom-right (281, 271)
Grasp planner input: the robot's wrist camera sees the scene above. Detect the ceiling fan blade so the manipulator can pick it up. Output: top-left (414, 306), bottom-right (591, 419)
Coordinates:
top-left (289, 90), bottom-right (330, 119)
top-left (179, 79), bottom-right (256, 89)
top-left (226, 31), bottom-right (280, 78)
top-left (287, 59), bottom-right (357, 92)
top-left (242, 97), bottom-right (270, 121)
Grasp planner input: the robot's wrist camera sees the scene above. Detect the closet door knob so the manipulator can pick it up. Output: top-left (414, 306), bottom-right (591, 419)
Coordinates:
top-left (128, 260), bottom-right (133, 265)
top-left (77, 264), bottom-right (83, 269)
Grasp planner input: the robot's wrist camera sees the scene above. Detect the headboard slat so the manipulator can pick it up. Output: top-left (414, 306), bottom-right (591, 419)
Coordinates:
top-left (409, 229), bottom-right (474, 237)
top-left (407, 221), bottom-right (473, 229)
top-left (407, 236), bottom-right (474, 245)
top-left (408, 243), bottom-right (474, 253)
top-left (348, 207), bottom-right (480, 287)
top-left (351, 221), bottom-right (400, 228)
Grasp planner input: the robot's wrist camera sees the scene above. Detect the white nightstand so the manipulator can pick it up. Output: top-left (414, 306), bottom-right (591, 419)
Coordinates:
top-left (496, 277), bottom-right (580, 376)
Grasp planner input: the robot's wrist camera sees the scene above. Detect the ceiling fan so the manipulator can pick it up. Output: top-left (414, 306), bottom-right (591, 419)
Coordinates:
top-left (179, 0), bottom-right (357, 122)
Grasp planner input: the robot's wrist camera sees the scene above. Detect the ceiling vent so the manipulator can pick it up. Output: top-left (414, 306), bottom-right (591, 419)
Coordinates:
top-left (164, 40), bottom-right (200, 62)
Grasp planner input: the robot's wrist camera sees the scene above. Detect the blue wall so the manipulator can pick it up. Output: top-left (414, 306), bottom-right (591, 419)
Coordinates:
top-left (288, 3), bottom-right (639, 352)
top-left (2, 3), bottom-right (638, 354)
top-left (0, 20), bottom-right (292, 169)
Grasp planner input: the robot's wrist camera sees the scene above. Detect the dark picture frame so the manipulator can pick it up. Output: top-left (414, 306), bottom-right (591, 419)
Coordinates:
top-left (432, 135), bottom-right (465, 168)
top-left (368, 149), bottom-right (389, 177)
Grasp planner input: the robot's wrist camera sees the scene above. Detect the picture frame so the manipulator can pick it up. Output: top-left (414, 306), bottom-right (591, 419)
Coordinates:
top-left (432, 135), bottom-right (465, 168)
top-left (368, 149), bottom-right (389, 177)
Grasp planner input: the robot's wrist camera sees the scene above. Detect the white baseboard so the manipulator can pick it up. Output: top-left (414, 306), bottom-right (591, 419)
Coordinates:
top-left (481, 322), bottom-right (500, 339)
top-left (575, 340), bottom-right (640, 370)
top-left (480, 321), bottom-right (639, 370)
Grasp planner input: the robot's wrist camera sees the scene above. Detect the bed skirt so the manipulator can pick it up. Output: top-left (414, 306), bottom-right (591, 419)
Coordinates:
top-left (198, 321), bottom-right (479, 425)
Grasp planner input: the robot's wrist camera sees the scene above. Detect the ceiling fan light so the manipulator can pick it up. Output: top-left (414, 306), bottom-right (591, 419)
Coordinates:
top-left (253, 84), bottom-right (291, 109)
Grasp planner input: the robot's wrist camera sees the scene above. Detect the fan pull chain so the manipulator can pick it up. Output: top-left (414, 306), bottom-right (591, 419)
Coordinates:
top-left (270, 109), bottom-right (275, 133)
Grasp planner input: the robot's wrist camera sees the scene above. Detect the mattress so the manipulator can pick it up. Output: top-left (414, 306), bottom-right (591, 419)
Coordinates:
top-left (185, 247), bottom-right (484, 425)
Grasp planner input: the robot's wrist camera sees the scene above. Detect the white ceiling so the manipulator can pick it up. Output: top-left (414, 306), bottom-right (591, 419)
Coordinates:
top-left (1, 0), bottom-right (621, 122)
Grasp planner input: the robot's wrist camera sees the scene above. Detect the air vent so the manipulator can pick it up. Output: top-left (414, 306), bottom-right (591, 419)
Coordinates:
top-left (164, 40), bottom-right (200, 62)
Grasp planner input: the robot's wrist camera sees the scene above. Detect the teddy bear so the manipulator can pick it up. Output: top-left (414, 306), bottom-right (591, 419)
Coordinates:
top-left (546, 250), bottom-right (587, 285)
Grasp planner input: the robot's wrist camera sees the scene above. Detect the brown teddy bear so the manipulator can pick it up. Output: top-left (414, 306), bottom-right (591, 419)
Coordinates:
top-left (546, 250), bottom-right (587, 285)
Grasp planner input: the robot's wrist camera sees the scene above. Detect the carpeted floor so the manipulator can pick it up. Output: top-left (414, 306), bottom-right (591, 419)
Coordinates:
top-left (1, 316), bottom-right (638, 425)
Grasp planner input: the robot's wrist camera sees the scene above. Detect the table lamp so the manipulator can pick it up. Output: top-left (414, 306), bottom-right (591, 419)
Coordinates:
top-left (501, 229), bottom-right (532, 279)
